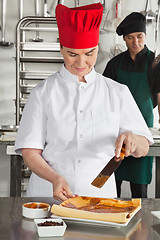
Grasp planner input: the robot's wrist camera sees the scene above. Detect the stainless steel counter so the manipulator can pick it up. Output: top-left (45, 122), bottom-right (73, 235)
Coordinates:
top-left (1, 197), bottom-right (160, 240)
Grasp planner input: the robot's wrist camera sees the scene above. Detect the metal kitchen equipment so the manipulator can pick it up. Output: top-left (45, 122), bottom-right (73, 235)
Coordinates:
top-left (19, 0), bottom-right (23, 19)
top-left (152, 0), bottom-right (160, 69)
top-left (31, 0), bottom-right (44, 42)
top-left (19, 0), bottom-right (51, 19)
top-left (44, 0), bottom-right (49, 17)
top-left (57, 0), bottom-right (64, 4)
top-left (74, 0), bottom-right (79, 7)
top-left (15, 16), bottom-right (63, 196)
top-left (109, 0), bottom-right (126, 58)
top-left (0, 125), bottom-right (19, 132)
top-left (101, 0), bottom-right (105, 11)
top-left (102, 0), bottom-right (123, 32)
top-left (0, 0), bottom-right (14, 47)
top-left (155, 0), bottom-right (160, 56)
top-left (16, 16), bottom-right (63, 125)
top-left (141, 0), bottom-right (156, 25)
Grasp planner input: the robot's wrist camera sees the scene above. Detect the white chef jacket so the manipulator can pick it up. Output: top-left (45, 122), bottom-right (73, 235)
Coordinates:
top-left (15, 65), bottom-right (153, 198)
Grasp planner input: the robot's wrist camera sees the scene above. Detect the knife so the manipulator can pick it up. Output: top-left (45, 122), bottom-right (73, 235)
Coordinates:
top-left (91, 146), bottom-right (125, 188)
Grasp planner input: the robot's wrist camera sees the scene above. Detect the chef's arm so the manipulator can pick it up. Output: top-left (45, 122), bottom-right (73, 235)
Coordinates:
top-left (115, 131), bottom-right (149, 159)
top-left (21, 148), bottom-right (75, 201)
top-left (157, 93), bottom-right (160, 124)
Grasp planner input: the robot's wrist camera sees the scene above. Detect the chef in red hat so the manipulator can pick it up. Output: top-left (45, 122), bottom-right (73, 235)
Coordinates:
top-left (15, 3), bottom-right (153, 201)
top-left (56, 3), bottom-right (103, 82)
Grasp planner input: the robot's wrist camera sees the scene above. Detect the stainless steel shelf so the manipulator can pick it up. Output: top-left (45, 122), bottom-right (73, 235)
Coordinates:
top-left (15, 17), bottom-right (62, 197)
top-left (20, 84), bottom-right (36, 94)
top-left (20, 27), bottom-right (58, 32)
top-left (16, 16), bottom-right (61, 125)
top-left (19, 98), bottom-right (27, 107)
top-left (20, 71), bottom-right (54, 80)
top-left (20, 56), bottom-right (63, 63)
top-left (20, 42), bottom-right (60, 51)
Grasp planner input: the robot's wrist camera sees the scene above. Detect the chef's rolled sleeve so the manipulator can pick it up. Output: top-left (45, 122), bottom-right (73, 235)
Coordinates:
top-left (15, 82), bottom-right (48, 154)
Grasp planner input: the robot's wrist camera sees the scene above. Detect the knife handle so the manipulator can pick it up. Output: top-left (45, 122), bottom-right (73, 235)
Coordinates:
top-left (120, 146), bottom-right (125, 160)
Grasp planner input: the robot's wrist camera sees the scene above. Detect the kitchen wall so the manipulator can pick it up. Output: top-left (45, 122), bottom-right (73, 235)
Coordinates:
top-left (0, 0), bottom-right (159, 196)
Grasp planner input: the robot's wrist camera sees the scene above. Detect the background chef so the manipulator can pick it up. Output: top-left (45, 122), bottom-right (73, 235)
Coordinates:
top-left (103, 12), bottom-right (160, 198)
top-left (15, 3), bottom-right (153, 202)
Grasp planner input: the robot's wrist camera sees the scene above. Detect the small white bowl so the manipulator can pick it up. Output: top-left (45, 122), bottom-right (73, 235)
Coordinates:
top-left (34, 218), bottom-right (67, 237)
top-left (22, 202), bottom-right (50, 219)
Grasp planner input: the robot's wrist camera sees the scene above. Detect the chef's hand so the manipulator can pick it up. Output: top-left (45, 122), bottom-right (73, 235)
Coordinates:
top-left (115, 131), bottom-right (149, 160)
top-left (52, 174), bottom-right (77, 202)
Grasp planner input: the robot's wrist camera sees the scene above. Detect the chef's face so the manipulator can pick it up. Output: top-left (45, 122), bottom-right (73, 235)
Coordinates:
top-left (60, 45), bottom-right (98, 81)
top-left (123, 32), bottom-right (146, 56)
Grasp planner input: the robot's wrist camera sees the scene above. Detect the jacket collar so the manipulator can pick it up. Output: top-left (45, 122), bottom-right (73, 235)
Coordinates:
top-left (126, 45), bottom-right (148, 60)
top-left (59, 64), bottom-right (97, 85)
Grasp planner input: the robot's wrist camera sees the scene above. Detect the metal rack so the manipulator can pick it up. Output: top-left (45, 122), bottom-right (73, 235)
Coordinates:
top-left (16, 17), bottom-right (63, 196)
top-left (16, 16), bottom-right (63, 125)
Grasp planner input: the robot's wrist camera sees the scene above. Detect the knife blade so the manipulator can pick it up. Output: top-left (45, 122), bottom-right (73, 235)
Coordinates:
top-left (91, 146), bottom-right (125, 188)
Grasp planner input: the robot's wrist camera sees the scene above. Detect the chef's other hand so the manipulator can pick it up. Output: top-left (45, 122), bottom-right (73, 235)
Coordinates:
top-left (52, 174), bottom-right (75, 202)
top-left (115, 131), bottom-right (149, 160)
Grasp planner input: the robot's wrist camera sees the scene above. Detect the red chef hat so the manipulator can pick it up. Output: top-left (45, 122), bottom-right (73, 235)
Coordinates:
top-left (56, 3), bottom-right (103, 49)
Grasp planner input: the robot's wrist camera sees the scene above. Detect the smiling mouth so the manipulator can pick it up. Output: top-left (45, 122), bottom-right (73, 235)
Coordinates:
top-left (75, 67), bottom-right (86, 72)
top-left (132, 46), bottom-right (139, 49)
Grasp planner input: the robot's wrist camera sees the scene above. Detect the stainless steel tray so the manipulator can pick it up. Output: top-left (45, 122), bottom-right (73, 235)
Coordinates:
top-left (51, 206), bottom-right (141, 228)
